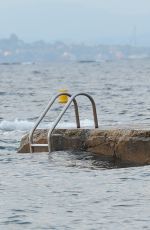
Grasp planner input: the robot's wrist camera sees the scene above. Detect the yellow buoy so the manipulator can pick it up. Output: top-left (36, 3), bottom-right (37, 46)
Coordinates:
top-left (58, 89), bottom-right (68, 104)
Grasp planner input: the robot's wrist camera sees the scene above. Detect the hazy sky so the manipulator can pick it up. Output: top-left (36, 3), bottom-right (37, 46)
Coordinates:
top-left (0, 0), bottom-right (150, 45)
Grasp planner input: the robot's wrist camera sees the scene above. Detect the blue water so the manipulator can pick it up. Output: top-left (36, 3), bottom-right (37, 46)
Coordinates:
top-left (0, 60), bottom-right (150, 229)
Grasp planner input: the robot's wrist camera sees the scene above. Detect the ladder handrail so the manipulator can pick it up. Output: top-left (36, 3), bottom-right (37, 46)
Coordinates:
top-left (29, 93), bottom-right (80, 152)
top-left (48, 93), bottom-right (99, 152)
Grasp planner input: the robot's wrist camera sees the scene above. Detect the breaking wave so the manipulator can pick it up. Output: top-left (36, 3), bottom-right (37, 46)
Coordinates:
top-left (0, 119), bottom-right (94, 132)
top-left (0, 119), bottom-right (34, 131)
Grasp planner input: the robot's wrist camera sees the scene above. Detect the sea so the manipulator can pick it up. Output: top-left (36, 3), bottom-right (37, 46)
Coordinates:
top-left (0, 60), bottom-right (150, 229)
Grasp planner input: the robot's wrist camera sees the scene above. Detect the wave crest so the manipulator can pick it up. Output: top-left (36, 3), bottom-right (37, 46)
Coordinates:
top-left (0, 119), bottom-right (34, 131)
top-left (0, 119), bottom-right (94, 132)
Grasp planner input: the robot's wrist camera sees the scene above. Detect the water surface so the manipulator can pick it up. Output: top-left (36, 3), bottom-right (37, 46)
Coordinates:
top-left (0, 60), bottom-right (150, 229)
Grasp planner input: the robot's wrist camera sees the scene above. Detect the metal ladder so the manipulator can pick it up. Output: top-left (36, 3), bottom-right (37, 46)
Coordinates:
top-left (29, 92), bottom-right (99, 153)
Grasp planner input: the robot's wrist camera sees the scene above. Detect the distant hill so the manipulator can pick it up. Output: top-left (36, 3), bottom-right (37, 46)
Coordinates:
top-left (0, 34), bottom-right (150, 63)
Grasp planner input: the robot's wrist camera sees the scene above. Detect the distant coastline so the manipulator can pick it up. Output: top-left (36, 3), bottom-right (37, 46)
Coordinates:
top-left (0, 34), bottom-right (150, 63)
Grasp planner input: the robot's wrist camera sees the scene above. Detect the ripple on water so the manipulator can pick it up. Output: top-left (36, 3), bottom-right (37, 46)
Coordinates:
top-left (0, 61), bottom-right (150, 229)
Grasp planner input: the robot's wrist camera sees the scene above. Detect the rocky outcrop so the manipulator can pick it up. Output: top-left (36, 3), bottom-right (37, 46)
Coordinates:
top-left (18, 128), bottom-right (150, 165)
top-left (18, 129), bottom-right (90, 153)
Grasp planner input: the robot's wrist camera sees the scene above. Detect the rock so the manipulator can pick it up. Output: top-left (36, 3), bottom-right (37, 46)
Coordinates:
top-left (18, 129), bottom-right (49, 153)
top-left (115, 130), bottom-right (150, 165)
top-left (85, 129), bottom-right (117, 157)
top-left (18, 129), bottom-right (90, 153)
top-left (18, 128), bottom-right (150, 165)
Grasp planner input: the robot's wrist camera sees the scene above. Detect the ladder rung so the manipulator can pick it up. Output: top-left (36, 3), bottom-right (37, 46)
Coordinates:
top-left (52, 134), bottom-right (61, 136)
top-left (31, 144), bottom-right (48, 147)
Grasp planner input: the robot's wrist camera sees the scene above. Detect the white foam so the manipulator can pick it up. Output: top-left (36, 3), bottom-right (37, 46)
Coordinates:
top-left (0, 119), bottom-right (34, 131)
top-left (0, 119), bottom-right (94, 132)
top-left (56, 119), bottom-right (94, 128)
top-left (22, 62), bottom-right (33, 65)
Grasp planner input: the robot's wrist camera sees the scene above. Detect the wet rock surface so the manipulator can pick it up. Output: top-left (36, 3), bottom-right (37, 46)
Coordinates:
top-left (18, 128), bottom-right (150, 165)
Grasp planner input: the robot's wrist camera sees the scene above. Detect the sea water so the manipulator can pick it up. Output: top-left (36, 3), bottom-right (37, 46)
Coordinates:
top-left (0, 60), bottom-right (150, 229)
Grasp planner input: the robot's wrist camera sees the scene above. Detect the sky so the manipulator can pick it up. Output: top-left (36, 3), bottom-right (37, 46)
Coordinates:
top-left (0, 0), bottom-right (150, 45)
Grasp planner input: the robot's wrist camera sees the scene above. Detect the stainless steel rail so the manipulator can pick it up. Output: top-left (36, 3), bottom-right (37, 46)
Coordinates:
top-left (29, 92), bottom-right (98, 153)
top-left (29, 93), bottom-right (80, 153)
top-left (48, 93), bottom-right (98, 152)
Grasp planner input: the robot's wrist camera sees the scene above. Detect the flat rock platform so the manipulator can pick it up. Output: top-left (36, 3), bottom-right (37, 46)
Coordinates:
top-left (18, 125), bottom-right (150, 166)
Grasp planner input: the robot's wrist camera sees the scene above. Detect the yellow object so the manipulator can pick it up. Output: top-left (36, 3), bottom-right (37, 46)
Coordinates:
top-left (58, 89), bottom-right (68, 104)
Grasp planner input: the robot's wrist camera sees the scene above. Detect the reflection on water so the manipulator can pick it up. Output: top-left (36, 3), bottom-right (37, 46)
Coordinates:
top-left (48, 151), bottom-right (134, 169)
